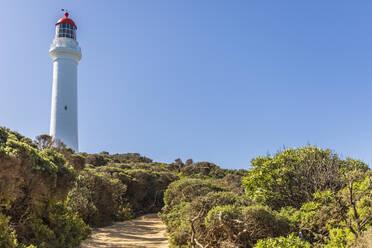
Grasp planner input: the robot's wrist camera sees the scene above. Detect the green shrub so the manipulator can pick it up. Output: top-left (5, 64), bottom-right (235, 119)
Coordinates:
top-left (204, 205), bottom-right (243, 247)
top-left (241, 205), bottom-right (291, 241)
top-left (278, 207), bottom-right (301, 233)
top-left (67, 169), bottom-right (126, 226)
top-left (206, 191), bottom-right (247, 212)
top-left (242, 146), bottom-right (344, 209)
top-left (167, 203), bottom-right (192, 247)
top-left (180, 161), bottom-right (227, 179)
top-left (0, 213), bottom-right (18, 248)
top-left (255, 234), bottom-right (311, 248)
top-left (0, 127), bottom-right (9, 147)
top-left (115, 203), bottom-right (134, 221)
top-left (46, 202), bottom-right (91, 248)
top-left (66, 174), bottom-right (99, 225)
top-left (69, 153), bottom-right (86, 170)
top-left (161, 179), bottom-right (232, 247)
top-left (21, 202), bottom-right (91, 248)
top-left (86, 154), bottom-right (109, 167)
top-left (323, 228), bottom-right (355, 248)
top-left (205, 204), bottom-right (241, 228)
top-left (161, 202), bottom-right (191, 233)
top-left (163, 178), bottom-right (224, 209)
top-left (95, 163), bottom-right (178, 216)
top-left (203, 205), bottom-right (291, 248)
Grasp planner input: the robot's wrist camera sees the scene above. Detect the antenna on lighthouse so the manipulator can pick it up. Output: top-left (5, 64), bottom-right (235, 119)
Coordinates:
top-left (61, 9), bottom-right (69, 17)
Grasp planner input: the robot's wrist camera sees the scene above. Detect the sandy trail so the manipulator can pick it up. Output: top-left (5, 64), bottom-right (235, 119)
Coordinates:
top-left (80, 213), bottom-right (169, 248)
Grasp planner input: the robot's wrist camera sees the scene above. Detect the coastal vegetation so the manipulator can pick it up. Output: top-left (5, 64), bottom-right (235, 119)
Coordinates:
top-left (161, 147), bottom-right (371, 248)
top-left (0, 127), bottom-right (371, 247)
top-left (0, 127), bottom-right (177, 247)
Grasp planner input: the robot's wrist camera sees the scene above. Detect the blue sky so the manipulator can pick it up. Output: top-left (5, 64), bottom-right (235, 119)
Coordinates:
top-left (1, 1), bottom-right (372, 169)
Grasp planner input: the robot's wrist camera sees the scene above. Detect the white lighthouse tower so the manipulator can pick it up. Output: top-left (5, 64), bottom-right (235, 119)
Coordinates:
top-left (49, 11), bottom-right (82, 152)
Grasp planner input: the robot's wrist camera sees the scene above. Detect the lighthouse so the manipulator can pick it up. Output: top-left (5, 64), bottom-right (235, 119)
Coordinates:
top-left (49, 11), bottom-right (81, 152)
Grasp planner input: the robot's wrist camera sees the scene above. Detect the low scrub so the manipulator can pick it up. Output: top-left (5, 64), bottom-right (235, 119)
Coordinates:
top-left (161, 146), bottom-right (371, 248)
top-left (0, 127), bottom-right (178, 247)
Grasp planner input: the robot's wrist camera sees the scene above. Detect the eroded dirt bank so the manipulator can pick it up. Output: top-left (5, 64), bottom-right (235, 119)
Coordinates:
top-left (80, 213), bottom-right (168, 248)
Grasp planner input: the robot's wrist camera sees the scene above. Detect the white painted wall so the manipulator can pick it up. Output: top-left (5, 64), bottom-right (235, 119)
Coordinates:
top-left (49, 38), bottom-right (82, 152)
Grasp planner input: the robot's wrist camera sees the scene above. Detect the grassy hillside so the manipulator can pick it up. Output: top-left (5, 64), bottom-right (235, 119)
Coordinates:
top-left (0, 127), bottom-right (371, 248)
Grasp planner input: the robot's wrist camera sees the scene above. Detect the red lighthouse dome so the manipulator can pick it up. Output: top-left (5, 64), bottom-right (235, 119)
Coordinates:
top-left (55, 11), bottom-right (77, 40)
top-left (56, 12), bottom-right (77, 30)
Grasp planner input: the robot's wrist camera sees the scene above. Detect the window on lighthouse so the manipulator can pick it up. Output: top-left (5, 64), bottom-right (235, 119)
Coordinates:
top-left (56, 23), bottom-right (76, 40)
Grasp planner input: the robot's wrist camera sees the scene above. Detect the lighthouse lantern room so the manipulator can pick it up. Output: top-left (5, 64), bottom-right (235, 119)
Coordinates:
top-left (55, 12), bottom-right (77, 39)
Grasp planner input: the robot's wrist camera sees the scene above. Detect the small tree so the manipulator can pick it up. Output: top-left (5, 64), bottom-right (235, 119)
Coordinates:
top-left (35, 134), bottom-right (53, 150)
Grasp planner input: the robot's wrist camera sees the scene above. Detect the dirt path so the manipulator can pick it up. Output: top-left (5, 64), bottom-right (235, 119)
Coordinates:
top-left (80, 214), bottom-right (169, 248)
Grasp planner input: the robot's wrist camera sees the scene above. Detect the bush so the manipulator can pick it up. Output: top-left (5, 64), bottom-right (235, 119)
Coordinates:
top-left (192, 191), bottom-right (247, 216)
top-left (0, 213), bottom-right (18, 248)
top-left (162, 176), bottom-right (293, 248)
top-left (241, 205), bottom-right (291, 241)
top-left (20, 202), bottom-right (91, 248)
top-left (69, 154), bottom-right (86, 170)
top-left (163, 178), bottom-right (224, 209)
top-left (67, 169), bottom-right (127, 226)
top-left (204, 205), bottom-right (291, 247)
top-left (166, 203), bottom-right (192, 247)
top-left (219, 173), bottom-right (246, 193)
top-left (46, 202), bottom-right (91, 248)
top-left (204, 205), bottom-right (243, 245)
top-left (242, 146), bottom-right (344, 209)
top-left (180, 161), bottom-right (227, 178)
top-left (254, 234), bottom-right (311, 248)
top-left (161, 179), bottom-right (230, 247)
top-left (324, 228), bottom-right (355, 248)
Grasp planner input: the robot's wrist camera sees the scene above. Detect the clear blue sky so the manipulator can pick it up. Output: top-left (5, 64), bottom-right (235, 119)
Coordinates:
top-left (1, 1), bottom-right (372, 169)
